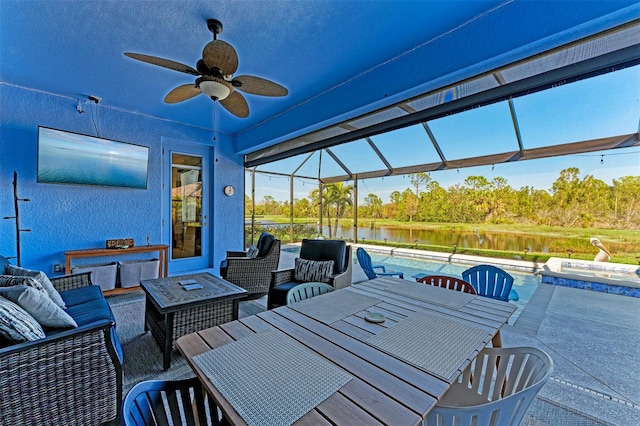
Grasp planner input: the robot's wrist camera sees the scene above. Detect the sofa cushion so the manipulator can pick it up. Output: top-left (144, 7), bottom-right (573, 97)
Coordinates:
top-left (6, 265), bottom-right (66, 308)
top-left (0, 285), bottom-right (77, 329)
top-left (0, 295), bottom-right (46, 343)
top-left (300, 239), bottom-right (347, 274)
top-left (64, 298), bottom-right (115, 327)
top-left (60, 284), bottom-right (104, 307)
top-left (294, 258), bottom-right (334, 283)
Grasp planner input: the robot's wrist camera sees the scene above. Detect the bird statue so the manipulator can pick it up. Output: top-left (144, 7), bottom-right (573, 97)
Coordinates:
top-left (590, 237), bottom-right (611, 262)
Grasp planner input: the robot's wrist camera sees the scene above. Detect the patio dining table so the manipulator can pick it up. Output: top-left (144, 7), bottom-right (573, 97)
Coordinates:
top-left (176, 276), bottom-right (516, 426)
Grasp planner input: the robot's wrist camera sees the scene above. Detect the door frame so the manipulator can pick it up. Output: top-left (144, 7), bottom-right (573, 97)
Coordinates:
top-left (162, 138), bottom-right (214, 274)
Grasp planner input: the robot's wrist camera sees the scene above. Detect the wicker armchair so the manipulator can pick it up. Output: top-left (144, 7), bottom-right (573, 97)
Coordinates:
top-left (220, 233), bottom-right (281, 299)
top-left (268, 240), bottom-right (352, 310)
top-left (0, 272), bottom-right (122, 426)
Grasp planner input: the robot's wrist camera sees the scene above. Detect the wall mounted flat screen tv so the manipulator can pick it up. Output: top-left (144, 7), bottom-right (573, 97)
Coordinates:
top-left (37, 127), bottom-right (149, 189)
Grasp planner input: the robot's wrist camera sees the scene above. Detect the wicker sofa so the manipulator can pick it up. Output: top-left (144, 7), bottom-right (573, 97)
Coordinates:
top-left (0, 256), bottom-right (123, 425)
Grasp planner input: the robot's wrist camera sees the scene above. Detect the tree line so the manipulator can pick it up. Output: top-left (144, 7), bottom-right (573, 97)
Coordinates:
top-left (247, 168), bottom-right (640, 231)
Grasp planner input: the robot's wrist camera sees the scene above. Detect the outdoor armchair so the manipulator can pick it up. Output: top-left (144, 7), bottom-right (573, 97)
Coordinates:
top-left (123, 377), bottom-right (222, 426)
top-left (461, 264), bottom-right (518, 302)
top-left (220, 232), bottom-right (281, 299)
top-left (286, 282), bottom-right (335, 305)
top-left (268, 239), bottom-right (352, 310)
top-left (356, 247), bottom-right (404, 279)
top-left (428, 346), bottom-right (553, 426)
top-left (416, 274), bottom-right (477, 294)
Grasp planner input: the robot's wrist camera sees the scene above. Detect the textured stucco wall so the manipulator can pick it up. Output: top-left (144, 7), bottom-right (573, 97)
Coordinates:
top-left (0, 84), bottom-right (245, 275)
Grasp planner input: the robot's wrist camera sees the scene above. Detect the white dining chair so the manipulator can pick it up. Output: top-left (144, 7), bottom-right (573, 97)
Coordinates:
top-left (427, 346), bottom-right (553, 426)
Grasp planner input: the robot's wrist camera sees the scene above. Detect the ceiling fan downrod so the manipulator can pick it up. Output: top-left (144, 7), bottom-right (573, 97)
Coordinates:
top-left (207, 18), bottom-right (223, 40)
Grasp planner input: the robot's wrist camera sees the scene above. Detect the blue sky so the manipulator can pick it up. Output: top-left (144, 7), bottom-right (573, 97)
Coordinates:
top-left (249, 65), bottom-right (640, 203)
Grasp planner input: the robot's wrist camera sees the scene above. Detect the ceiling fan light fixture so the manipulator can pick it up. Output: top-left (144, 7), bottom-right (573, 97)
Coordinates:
top-left (197, 76), bottom-right (232, 101)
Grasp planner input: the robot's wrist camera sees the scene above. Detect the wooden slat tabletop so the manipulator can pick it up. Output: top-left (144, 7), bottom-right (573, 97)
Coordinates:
top-left (177, 277), bottom-right (516, 426)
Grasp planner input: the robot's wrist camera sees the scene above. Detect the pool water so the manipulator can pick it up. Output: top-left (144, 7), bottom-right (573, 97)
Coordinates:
top-left (368, 252), bottom-right (539, 324)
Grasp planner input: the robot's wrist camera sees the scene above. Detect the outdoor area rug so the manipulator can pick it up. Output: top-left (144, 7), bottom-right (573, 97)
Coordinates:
top-left (107, 290), bottom-right (267, 396)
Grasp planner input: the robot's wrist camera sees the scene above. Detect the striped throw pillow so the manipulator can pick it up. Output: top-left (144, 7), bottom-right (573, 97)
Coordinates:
top-left (6, 265), bottom-right (66, 308)
top-left (0, 296), bottom-right (46, 343)
top-left (294, 259), bottom-right (335, 284)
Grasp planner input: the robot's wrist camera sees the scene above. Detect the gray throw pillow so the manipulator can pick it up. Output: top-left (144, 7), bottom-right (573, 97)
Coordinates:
top-left (0, 295), bottom-right (46, 343)
top-left (0, 275), bottom-right (48, 295)
top-left (246, 245), bottom-right (259, 258)
top-left (0, 286), bottom-right (77, 329)
top-left (6, 265), bottom-right (66, 308)
top-left (294, 258), bottom-right (335, 284)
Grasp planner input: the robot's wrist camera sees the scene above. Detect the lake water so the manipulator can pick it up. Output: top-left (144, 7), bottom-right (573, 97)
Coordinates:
top-left (319, 224), bottom-right (632, 254)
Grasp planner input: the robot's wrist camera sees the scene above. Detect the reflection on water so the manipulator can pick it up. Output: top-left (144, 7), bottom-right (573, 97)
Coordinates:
top-left (322, 224), bottom-right (632, 254)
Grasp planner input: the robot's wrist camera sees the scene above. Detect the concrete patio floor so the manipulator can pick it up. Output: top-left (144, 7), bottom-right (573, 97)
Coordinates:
top-left (272, 245), bottom-right (640, 425)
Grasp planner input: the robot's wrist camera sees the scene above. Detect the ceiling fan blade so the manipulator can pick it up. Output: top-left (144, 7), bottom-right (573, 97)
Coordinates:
top-left (202, 40), bottom-right (238, 75)
top-left (124, 52), bottom-right (199, 76)
top-left (220, 91), bottom-right (249, 118)
top-left (232, 75), bottom-right (288, 97)
top-left (164, 84), bottom-right (201, 104)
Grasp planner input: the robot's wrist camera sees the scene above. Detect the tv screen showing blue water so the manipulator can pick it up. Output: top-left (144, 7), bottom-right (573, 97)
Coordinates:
top-left (37, 127), bottom-right (149, 189)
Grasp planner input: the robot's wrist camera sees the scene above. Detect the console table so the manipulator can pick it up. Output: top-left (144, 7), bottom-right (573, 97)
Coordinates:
top-left (64, 244), bottom-right (169, 294)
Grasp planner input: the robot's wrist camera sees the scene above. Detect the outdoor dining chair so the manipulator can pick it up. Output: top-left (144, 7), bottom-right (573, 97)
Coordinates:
top-left (461, 264), bottom-right (518, 302)
top-left (416, 275), bottom-right (477, 294)
top-left (356, 247), bottom-right (404, 279)
top-left (427, 346), bottom-right (553, 426)
top-left (123, 377), bottom-right (222, 426)
top-left (286, 282), bottom-right (335, 304)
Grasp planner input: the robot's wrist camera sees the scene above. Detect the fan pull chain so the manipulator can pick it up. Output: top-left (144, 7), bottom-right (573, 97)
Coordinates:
top-left (213, 102), bottom-right (220, 163)
top-left (214, 102), bottom-right (218, 142)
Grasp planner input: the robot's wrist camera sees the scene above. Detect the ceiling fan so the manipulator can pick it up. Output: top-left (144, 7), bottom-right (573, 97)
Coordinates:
top-left (124, 18), bottom-right (288, 118)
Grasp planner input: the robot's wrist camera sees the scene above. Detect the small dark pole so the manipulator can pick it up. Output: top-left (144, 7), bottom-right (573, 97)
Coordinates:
top-left (2, 171), bottom-right (31, 266)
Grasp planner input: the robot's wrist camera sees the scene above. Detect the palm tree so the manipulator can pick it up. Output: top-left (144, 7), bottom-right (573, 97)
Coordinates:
top-left (309, 186), bottom-right (333, 237)
top-left (326, 182), bottom-right (353, 237)
top-left (310, 182), bottom-right (353, 238)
